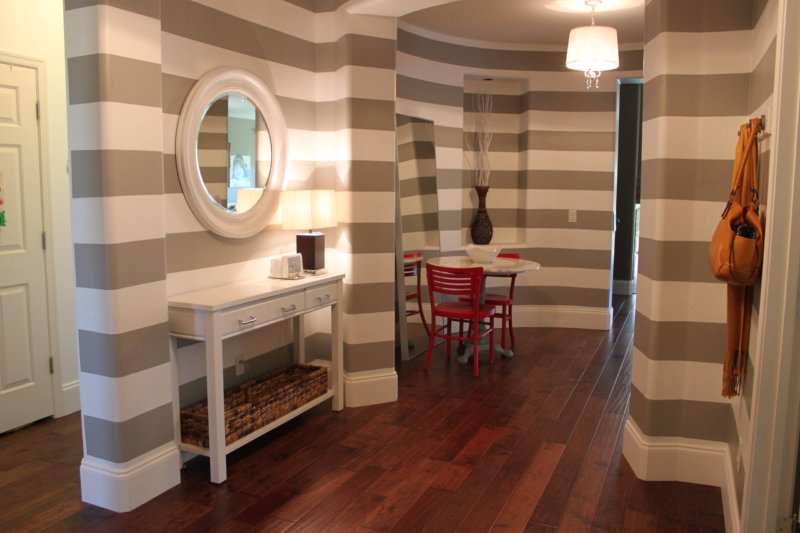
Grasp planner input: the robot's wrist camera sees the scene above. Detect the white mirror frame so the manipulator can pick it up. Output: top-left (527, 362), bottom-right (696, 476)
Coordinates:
top-left (176, 67), bottom-right (288, 238)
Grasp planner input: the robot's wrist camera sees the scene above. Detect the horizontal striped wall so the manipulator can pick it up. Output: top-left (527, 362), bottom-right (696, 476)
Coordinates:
top-left (396, 25), bottom-right (642, 312)
top-left (65, 0), bottom-right (173, 472)
top-left (630, 0), bottom-right (777, 517)
top-left (161, 0), bottom-right (397, 373)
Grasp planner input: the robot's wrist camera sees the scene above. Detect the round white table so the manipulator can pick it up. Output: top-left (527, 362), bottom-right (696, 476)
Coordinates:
top-left (427, 255), bottom-right (540, 275)
top-left (426, 255), bottom-right (540, 361)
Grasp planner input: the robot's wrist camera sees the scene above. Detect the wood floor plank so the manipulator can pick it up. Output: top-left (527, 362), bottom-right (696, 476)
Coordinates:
top-left (319, 491), bottom-right (385, 532)
top-left (417, 442), bottom-right (511, 533)
top-left (622, 509), bottom-right (658, 532)
top-left (489, 441), bottom-right (565, 532)
top-left (558, 413), bottom-right (626, 532)
top-left (388, 486), bottom-right (451, 532)
top-left (361, 456), bottom-right (446, 531)
top-left (286, 466), bottom-right (385, 531)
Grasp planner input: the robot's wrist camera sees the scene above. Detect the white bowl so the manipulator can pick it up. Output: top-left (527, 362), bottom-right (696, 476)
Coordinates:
top-left (466, 244), bottom-right (501, 263)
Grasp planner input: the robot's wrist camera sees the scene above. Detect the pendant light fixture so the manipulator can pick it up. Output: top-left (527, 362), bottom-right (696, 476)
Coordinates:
top-left (566, 0), bottom-right (619, 88)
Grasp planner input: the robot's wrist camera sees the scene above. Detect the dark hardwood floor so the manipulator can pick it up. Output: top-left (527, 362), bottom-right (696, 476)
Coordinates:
top-left (0, 296), bottom-right (725, 532)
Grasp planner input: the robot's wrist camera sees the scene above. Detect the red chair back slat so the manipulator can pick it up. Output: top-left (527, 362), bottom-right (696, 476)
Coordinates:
top-left (426, 263), bottom-right (483, 308)
top-left (404, 252), bottom-right (422, 277)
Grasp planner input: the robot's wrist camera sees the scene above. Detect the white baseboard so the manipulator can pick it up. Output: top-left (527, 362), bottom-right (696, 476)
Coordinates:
top-left (61, 380), bottom-right (81, 416)
top-left (613, 279), bottom-right (635, 295)
top-left (344, 369), bottom-right (397, 407)
top-left (513, 304), bottom-right (612, 330)
top-left (623, 419), bottom-right (740, 533)
top-left (80, 442), bottom-right (181, 512)
top-left (412, 303), bottom-right (612, 331)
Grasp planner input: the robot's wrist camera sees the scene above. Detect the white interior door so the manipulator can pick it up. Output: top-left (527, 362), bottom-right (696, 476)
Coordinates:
top-left (0, 62), bottom-right (53, 433)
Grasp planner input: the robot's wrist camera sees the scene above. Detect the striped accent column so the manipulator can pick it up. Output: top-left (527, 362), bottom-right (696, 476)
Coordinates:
top-left (397, 26), bottom-right (642, 329)
top-left (625, 0), bottom-right (777, 523)
top-left (321, 11), bottom-right (399, 402)
top-left (64, 0), bottom-right (180, 512)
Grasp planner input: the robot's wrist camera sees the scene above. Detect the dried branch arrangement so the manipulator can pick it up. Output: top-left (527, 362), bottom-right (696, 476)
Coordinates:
top-left (463, 92), bottom-right (493, 187)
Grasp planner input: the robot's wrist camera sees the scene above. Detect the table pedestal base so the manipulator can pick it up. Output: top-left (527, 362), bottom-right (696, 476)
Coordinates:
top-left (456, 340), bottom-right (514, 365)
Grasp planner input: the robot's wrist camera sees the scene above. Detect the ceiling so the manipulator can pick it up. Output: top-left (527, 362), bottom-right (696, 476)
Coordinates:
top-left (399, 0), bottom-right (645, 47)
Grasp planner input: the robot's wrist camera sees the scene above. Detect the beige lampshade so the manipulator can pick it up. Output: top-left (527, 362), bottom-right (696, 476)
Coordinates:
top-left (566, 25), bottom-right (619, 72)
top-left (235, 187), bottom-right (262, 213)
top-left (282, 189), bottom-right (337, 230)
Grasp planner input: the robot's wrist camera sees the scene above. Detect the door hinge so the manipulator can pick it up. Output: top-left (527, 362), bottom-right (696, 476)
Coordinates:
top-left (41, 231), bottom-right (46, 250)
top-left (48, 357), bottom-right (54, 374)
top-left (35, 100), bottom-right (40, 120)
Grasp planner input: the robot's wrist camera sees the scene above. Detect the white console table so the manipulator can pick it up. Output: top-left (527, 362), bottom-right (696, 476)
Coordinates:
top-left (168, 272), bottom-right (344, 483)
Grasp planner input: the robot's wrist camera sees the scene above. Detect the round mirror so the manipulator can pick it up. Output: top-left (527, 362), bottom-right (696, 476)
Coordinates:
top-left (177, 68), bottom-right (287, 238)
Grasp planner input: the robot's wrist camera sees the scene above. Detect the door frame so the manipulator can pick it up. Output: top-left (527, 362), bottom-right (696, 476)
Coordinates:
top-left (0, 52), bottom-right (67, 419)
top-left (741, 0), bottom-right (800, 529)
top-left (609, 77), bottom-right (643, 300)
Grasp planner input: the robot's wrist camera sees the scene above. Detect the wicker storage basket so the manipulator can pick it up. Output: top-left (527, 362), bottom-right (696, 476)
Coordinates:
top-left (180, 364), bottom-right (328, 448)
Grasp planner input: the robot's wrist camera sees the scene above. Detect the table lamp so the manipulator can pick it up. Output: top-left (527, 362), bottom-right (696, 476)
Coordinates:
top-left (282, 189), bottom-right (337, 274)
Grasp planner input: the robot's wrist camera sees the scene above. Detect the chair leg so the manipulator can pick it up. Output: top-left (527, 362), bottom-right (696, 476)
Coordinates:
top-left (500, 307), bottom-right (507, 349)
top-left (472, 319), bottom-right (479, 377)
top-left (445, 319), bottom-right (452, 360)
top-left (417, 293), bottom-right (430, 336)
top-left (424, 313), bottom-right (436, 370)
top-left (508, 304), bottom-right (515, 349)
top-left (457, 320), bottom-right (465, 356)
top-left (489, 320), bottom-right (495, 365)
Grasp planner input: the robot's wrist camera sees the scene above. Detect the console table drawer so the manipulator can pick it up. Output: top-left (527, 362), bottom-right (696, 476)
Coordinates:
top-left (220, 292), bottom-right (305, 335)
top-left (306, 283), bottom-right (337, 309)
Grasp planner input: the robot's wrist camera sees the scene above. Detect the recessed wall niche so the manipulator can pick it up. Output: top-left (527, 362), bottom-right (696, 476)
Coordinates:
top-left (462, 76), bottom-right (528, 246)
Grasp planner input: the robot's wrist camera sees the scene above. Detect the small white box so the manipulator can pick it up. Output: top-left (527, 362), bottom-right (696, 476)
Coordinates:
top-left (270, 253), bottom-right (303, 279)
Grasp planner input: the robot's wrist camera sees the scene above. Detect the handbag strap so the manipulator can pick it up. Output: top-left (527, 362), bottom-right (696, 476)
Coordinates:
top-left (725, 118), bottom-right (761, 212)
top-left (744, 117), bottom-right (761, 209)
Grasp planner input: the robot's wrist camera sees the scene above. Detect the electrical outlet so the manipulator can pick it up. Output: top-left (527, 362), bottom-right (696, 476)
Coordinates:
top-left (235, 359), bottom-right (246, 376)
top-left (568, 209), bottom-right (577, 223)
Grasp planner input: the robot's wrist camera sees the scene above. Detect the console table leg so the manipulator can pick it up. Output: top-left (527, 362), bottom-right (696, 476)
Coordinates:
top-left (205, 312), bottom-right (227, 483)
top-left (331, 281), bottom-right (344, 411)
top-left (293, 314), bottom-right (305, 364)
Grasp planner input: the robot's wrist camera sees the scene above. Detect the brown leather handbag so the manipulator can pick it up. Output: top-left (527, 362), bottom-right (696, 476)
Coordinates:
top-left (708, 119), bottom-right (763, 286)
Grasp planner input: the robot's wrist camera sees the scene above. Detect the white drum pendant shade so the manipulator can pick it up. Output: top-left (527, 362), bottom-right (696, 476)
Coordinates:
top-left (566, 25), bottom-right (619, 72)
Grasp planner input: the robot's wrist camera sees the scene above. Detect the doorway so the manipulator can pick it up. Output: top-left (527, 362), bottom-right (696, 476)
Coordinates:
top-left (0, 60), bottom-right (54, 433)
top-left (612, 79), bottom-right (643, 296)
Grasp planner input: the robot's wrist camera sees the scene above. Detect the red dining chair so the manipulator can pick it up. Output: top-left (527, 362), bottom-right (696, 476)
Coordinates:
top-left (425, 262), bottom-right (495, 377)
top-left (484, 252), bottom-right (520, 350)
top-left (458, 252), bottom-right (520, 350)
top-left (403, 252), bottom-right (430, 336)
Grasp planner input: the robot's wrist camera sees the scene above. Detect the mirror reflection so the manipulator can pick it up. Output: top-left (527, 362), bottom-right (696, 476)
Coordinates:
top-left (396, 114), bottom-right (440, 360)
top-left (397, 114), bottom-right (440, 251)
top-left (196, 91), bottom-right (272, 213)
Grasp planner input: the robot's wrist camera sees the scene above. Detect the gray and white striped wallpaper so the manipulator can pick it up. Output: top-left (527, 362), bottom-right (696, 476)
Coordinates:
top-left (396, 25), bottom-right (643, 316)
top-left (631, 0), bottom-right (776, 515)
top-left (67, 0), bottom-right (396, 480)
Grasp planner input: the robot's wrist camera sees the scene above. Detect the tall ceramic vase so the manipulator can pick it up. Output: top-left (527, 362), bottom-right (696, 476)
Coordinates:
top-left (470, 185), bottom-right (493, 244)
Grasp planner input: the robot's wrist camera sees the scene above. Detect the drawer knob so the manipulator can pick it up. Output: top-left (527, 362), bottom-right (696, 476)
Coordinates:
top-left (317, 294), bottom-right (331, 303)
top-left (238, 315), bottom-right (257, 326)
top-left (281, 304), bottom-right (297, 313)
